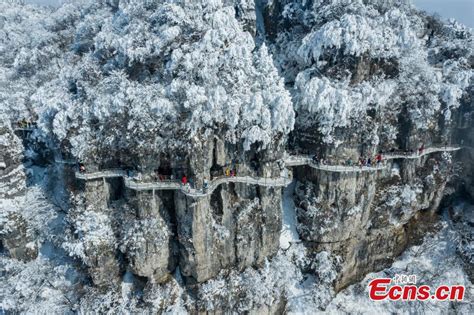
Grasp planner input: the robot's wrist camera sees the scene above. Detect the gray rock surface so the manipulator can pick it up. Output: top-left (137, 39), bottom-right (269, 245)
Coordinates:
top-left (294, 154), bottom-right (455, 290)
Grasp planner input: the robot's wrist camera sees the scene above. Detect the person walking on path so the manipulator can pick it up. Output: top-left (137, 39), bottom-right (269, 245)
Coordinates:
top-left (346, 158), bottom-right (353, 166)
top-left (181, 175), bottom-right (187, 186)
top-left (375, 153), bottom-right (383, 165)
top-left (418, 143), bottom-right (425, 155)
top-left (203, 178), bottom-right (209, 192)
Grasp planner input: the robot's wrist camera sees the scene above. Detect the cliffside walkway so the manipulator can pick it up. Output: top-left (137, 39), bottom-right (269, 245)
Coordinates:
top-left (125, 174), bottom-right (292, 197)
top-left (75, 169), bottom-right (127, 180)
top-left (75, 170), bottom-right (292, 197)
top-left (54, 158), bottom-right (78, 165)
top-left (73, 146), bottom-right (460, 196)
top-left (285, 146), bottom-right (461, 173)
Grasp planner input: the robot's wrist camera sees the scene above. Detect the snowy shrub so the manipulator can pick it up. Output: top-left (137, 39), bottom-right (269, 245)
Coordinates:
top-left (198, 250), bottom-right (304, 312)
top-left (294, 73), bottom-right (395, 143)
top-left (1, 0), bottom-right (295, 161)
top-left (273, 0), bottom-right (473, 145)
top-left (63, 210), bottom-right (116, 264)
top-left (120, 217), bottom-right (170, 258)
top-left (212, 221), bottom-right (230, 242)
top-left (325, 226), bottom-right (474, 314)
top-left (312, 251), bottom-right (341, 285)
top-left (0, 257), bottom-right (77, 314)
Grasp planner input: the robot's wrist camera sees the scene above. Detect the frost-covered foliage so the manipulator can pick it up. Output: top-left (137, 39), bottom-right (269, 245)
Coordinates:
top-left (272, 0), bottom-right (473, 145)
top-left (295, 74), bottom-right (395, 142)
top-left (385, 183), bottom-right (422, 225)
top-left (0, 123), bottom-right (24, 161)
top-left (0, 186), bottom-right (58, 243)
top-left (196, 243), bottom-right (344, 313)
top-left (198, 244), bottom-right (309, 312)
top-left (0, 164), bottom-right (85, 313)
top-left (296, 2), bottom-right (421, 64)
top-left (325, 224), bottom-right (473, 314)
top-left (450, 202), bottom-right (474, 267)
top-left (62, 209), bottom-right (116, 263)
top-left (120, 217), bottom-right (170, 257)
top-left (1, 0), bottom-right (294, 163)
top-left (0, 256), bottom-right (79, 313)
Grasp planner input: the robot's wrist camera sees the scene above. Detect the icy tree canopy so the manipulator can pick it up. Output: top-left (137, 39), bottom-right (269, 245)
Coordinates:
top-left (1, 0), bottom-right (295, 160)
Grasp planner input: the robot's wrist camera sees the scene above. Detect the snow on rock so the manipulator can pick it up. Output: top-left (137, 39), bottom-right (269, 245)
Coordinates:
top-left (324, 223), bottom-right (473, 314)
top-left (198, 244), bottom-right (309, 313)
top-left (273, 0), bottom-right (473, 145)
top-left (294, 73), bottom-right (395, 143)
top-left (1, 1), bottom-right (295, 162)
top-left (0, 0), bottom-right (473, 313)
top-left (280, 180), bottom-right (301, 250)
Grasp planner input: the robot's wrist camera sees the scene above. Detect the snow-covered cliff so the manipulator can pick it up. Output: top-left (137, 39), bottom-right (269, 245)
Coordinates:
top-left (1, 0), bottom-right (472, 313)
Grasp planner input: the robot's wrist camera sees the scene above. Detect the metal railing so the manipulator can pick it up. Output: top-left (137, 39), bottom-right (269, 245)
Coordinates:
top-left (54, 158), bottom-right (77, 165)
top-left (307, 161), bottom-right (388, 173)
top-left (284, 146), bottom-right (461, 172)
top-left (124, 174), bottom-right (293, 197)
top-left (75, 169), bottom-right (127, 180)
top-left (383, 146), bottom-right (460, 160)
top-left (75, 169), bottom-right (293, 197)
top-left (73, 146), bottom-right (461, 196)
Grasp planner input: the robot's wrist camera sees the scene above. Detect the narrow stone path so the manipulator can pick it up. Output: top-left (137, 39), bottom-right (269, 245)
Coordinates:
top-left (125, 174), bottom-right (292, 197)
top-left (286, 146), bottom-right (461, 173)
top-left (75, 169), bottom-right (292, 197)
top-left (73, 146), bottom-right (461, 197)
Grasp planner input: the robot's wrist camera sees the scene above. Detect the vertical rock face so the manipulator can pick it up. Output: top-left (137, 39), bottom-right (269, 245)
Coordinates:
top-left (69, 135), bottom-right (286, 287)
top-left (0, 127), bottom-right (26, 199)
top-left (122, 190), bottom-right (176, 283)
top-left (71, 180), bottom-right (121, 289)
top-left (0, 126), bottom-right (37, 262)
top-left (454, 96), bottom-right (474, 199)
top-left (173, 137), bottom-right (284, 283)
top-left (175, 185), bottom-right (282, 283)
top-left (294, 154), bottom-right (455, 290)
top-left (459, 148), bottom-right (474, 198)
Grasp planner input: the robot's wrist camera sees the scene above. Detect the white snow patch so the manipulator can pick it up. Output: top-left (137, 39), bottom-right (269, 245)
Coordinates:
top-left (280, 180), bottom-right (301, 250)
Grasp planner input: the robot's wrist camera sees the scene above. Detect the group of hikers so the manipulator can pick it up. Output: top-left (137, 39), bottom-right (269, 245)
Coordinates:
top-left (388, 143), bottom-right (425, 156)
top-left (79, 163), bottom-right (86, 173)
top-left (224, 167), bottom-right (237, 177)
top-left (311, 152), bottom-right (384, 168)
top-left (76, 143), bottom-right (430, 187)
top-left (16, 118), bottom-right (35, 129)
top-left (310, 144), bottom-right (426, 168)
top-left (357, 154), bottom-right (384, 167)
top-left (179, 166), bottom-right (237, 192)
